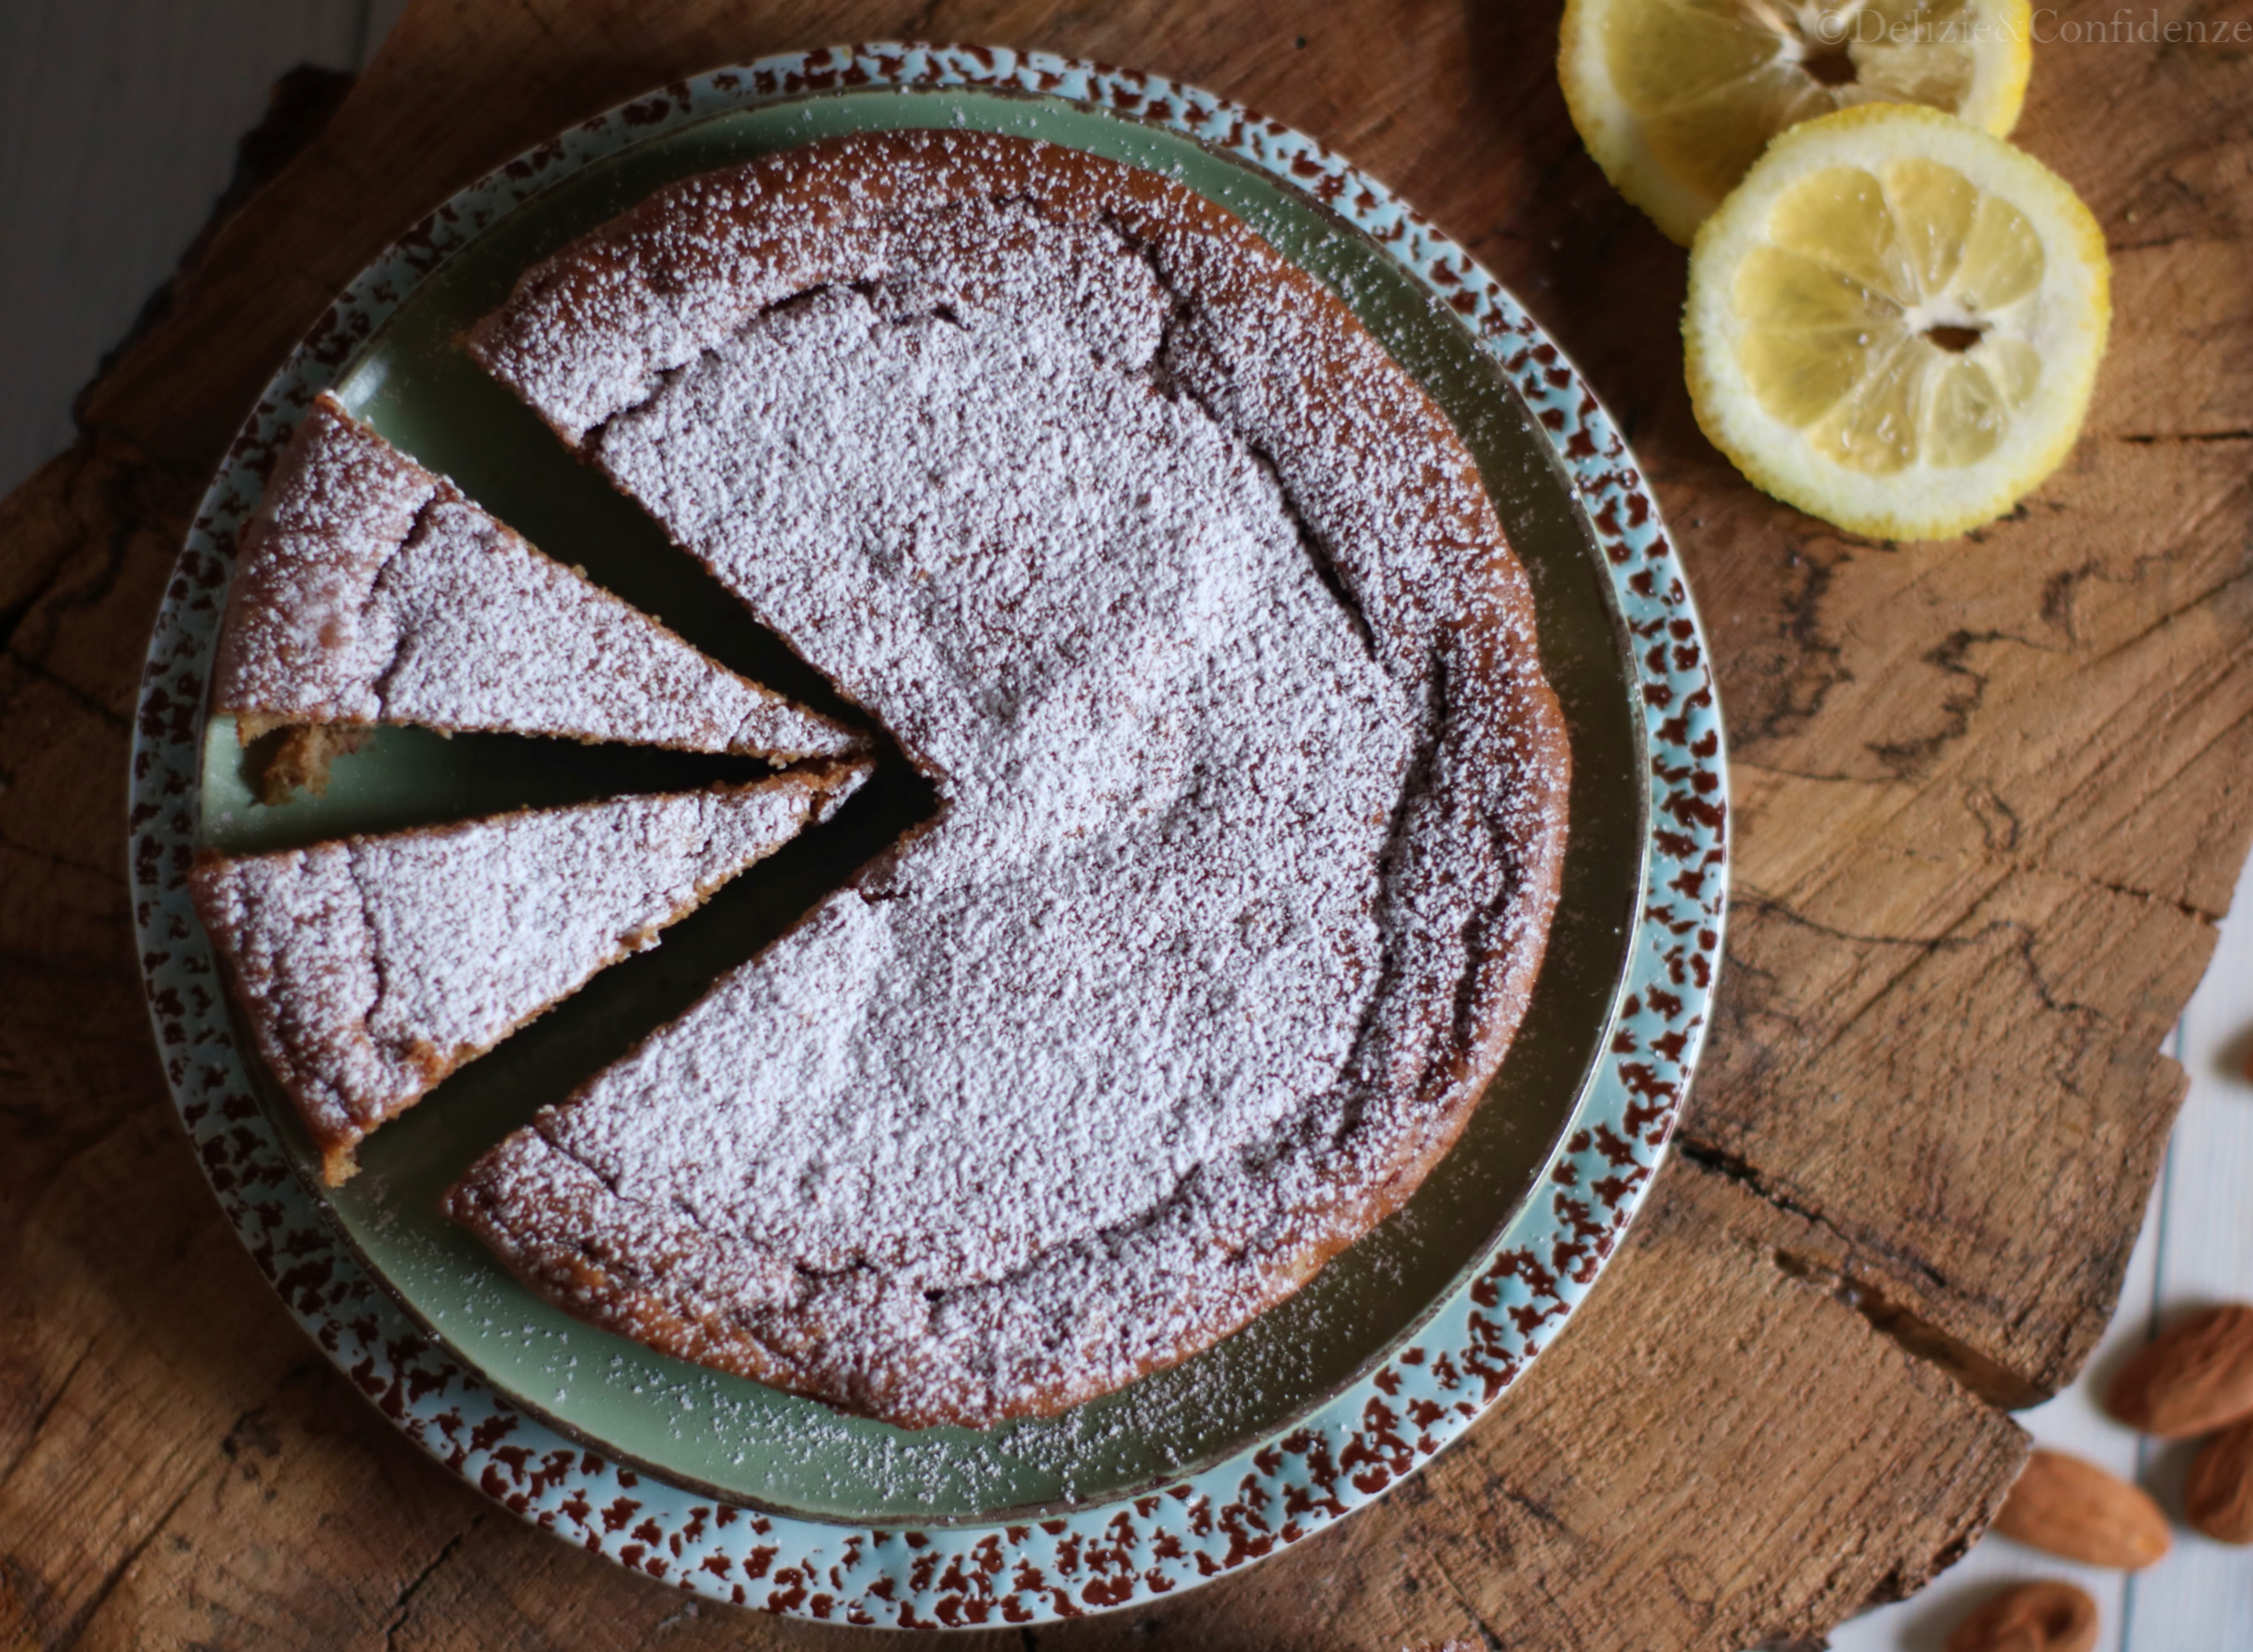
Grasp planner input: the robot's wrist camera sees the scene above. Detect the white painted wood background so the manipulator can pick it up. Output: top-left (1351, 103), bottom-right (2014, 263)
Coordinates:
top-left (0, 5), bottom-right (2246, 1647)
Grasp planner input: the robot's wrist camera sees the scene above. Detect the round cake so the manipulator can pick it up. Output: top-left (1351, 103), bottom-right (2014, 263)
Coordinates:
top-left (436, 131), bottom-right (1574, 1430)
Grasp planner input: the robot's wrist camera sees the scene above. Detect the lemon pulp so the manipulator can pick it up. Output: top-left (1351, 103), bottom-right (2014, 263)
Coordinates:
top-left (1734, 156), bottom-right (2046, 473)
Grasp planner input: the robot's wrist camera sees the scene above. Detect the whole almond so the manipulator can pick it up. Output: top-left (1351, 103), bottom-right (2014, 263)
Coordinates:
top-left (2106, 1303), bottom-right (2253, 1437)
top-left (1992, 1449), bottom-right (2170, 1569)
top-left (1944, 1581), bottom-right (2099, 1652)
top-left (2184, 1416), bottom-right (2253, 1543)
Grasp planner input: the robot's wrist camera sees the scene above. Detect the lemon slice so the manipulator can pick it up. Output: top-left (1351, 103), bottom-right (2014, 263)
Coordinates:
top-left (1560, 0), bottom-right (2032, 244)
top-left (1683, 105), bottom-right (2110, 540)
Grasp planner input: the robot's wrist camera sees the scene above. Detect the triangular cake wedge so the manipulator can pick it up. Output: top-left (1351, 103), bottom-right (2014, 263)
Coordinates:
top-left (214, 393), bottom-right (860, 786)
top-left (191, 761), bottom-right (869, 1184)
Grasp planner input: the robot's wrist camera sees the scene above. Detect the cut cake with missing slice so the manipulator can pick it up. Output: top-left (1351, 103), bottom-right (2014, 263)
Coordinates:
top-left (448, 131), bottom-right (1572, 1429)
top-left (213, 394), bottom-right (861, 786)
top-left (191, 762), bottom-right (869, 1184)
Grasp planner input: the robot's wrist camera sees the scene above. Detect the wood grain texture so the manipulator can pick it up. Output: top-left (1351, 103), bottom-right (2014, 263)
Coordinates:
top-left (3, 1), bottom-right (2250, 1648)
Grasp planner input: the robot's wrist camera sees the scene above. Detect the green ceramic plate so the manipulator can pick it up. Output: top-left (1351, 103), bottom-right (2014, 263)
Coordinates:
top-left (195, 78), bottom-right (1643, 1524)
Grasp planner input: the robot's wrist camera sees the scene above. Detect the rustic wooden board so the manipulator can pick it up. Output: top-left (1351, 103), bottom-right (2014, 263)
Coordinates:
top-left (3, 2), bottom-right (2250, 1648)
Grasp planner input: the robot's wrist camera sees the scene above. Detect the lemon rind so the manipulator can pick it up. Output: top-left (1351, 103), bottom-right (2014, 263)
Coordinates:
top-left (1951, 0), bottom-right (2035, 137)
top-left (1558, 0), bottom-right (1715, 245)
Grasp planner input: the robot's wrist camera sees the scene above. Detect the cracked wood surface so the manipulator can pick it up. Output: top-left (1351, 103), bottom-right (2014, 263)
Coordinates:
top-left (2, 1), bottom-right (2249, 1648)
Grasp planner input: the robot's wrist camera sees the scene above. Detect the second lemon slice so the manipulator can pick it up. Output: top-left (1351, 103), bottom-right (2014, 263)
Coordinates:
top-left (1560, 0), bottom-right (2032, 244)
top-left (1683, 104), bottom-right (2111, 540)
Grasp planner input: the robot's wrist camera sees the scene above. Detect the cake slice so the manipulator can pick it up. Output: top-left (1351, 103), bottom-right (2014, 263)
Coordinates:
top-left (191, 761), bottom-right (869, 1184)
top-left (214, 393), bottom-right (859, 793)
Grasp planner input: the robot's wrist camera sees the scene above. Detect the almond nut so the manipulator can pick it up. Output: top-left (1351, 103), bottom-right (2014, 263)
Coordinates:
top-left (1992, 1449), bottom-right (2169, 1569)
top-left (2184, 1416), bottom-right (2253, 1543)
top-left (2107, 1303), bottom-right (2253, 1437)
top-left (1944, 1580), bottom-right (2099, 1652)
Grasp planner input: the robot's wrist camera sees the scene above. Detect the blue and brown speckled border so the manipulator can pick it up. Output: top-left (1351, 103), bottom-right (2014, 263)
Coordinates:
top-left (128, 43), bottom-right (1727, 1628)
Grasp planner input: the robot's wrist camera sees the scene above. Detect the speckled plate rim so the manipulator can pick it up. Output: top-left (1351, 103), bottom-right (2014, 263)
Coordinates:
top-left (129, 42), bottom-right (1728, 1628)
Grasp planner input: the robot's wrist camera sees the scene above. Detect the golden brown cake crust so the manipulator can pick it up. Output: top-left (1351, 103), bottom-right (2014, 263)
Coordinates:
top-left (450, 130), bottom-right (1572, 1429)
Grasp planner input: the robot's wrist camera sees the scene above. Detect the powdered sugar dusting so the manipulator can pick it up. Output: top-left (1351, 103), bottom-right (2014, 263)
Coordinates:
top-left (454, 132), bottom-right (1571, 1429)
top-left (192, 765), bottom-right (867, 1177)
top-left (213, 395), bottom-right (860, 760)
